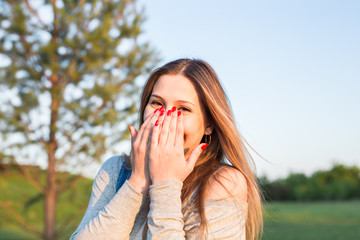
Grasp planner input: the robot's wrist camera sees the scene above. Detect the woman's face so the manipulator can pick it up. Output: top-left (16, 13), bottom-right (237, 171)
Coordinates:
top-left (143, 74), bottom-right (212, 158)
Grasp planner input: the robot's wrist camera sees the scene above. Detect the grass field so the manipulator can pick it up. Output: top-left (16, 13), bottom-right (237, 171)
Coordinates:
top-left (2, 201), bottom-right (359, 239)
top-left (1, 167), bottom-right (360, 239)
top-left (263, 201), bottom-right (360, 240)
top-left (0, 166), bottom-right (93, 240)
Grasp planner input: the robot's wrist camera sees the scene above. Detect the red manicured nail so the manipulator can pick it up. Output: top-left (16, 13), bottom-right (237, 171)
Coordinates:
top-left (154, 108), bottom-right (159, 113)
top-left (177, 111), bottom-right (181, 117)
top-left (167, 110), bottom-right (171, 116)
top-left (201, 143), bottom-right (208, 150)
top-left (155, 120), bottom-right (159, 126)
top-left (171, 106), bottom-right (176, 112)
top-left (160, 110), bottom-right (165, 116)
top-left (160, 106), bottom-right (164, 111)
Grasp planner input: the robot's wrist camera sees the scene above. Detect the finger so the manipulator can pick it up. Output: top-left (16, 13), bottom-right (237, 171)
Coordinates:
top-left (159, 109), bottom-right (172, 146)
top-left (186, 143), bottom-right (208, 170)
top-left (151, 108), bottom-right (166, 148)
top-left (138, 108), bottom-right (162, 147)
top-left (129, 126), bottom-right (138, 144)
top-left (175, 110), bottom-right (184, 147)
top-left (138, 107), bottom-right (160, 135)
top-left (167, 106), bottom-right (178, 146)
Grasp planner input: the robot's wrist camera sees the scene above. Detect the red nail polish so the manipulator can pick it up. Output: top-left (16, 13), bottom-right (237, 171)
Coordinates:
top-left (160, 110), bottom-right (165, 116)
top-left (154, 108), bottom-right (159, 113)
top-left (201, 143), bottom-right (208, 150)
top-left (160, 106), bottom-right (164, 111)
top-left (155, 120), bottom-right (159, 126)
top-left (177, 111), bottom-right (181, 117)
top-left (171, 106), bottom-right (176, 112)
top-left (167, 110), bottom-right (171, 116)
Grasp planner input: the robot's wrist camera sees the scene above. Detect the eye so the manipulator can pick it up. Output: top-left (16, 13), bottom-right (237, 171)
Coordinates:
top-left (178, 106), bottom-right (191, 112)
top-left (150, 100), bottom-right (163, 106)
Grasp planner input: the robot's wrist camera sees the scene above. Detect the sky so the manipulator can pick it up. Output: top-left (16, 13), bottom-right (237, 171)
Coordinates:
top-left (1, 1), bottom-right (359, 179)
top-left (137, 0), bottom-right (360, 179)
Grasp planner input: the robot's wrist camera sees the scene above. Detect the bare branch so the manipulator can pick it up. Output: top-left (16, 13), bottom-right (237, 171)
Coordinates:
top-left (57, 174), bottom-right (82, 194)
top-left (15, 162), bottom-right (45, 194)
top-left (24, 0), bottom-right (46, 27)
top-left (21, 118), bottom-right (47, 148)
top-left (0, 201), bottom-right (43, 237)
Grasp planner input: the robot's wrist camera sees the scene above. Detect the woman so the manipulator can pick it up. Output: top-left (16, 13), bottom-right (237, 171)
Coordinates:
top-left (71, 59), bottom-right (263, 239)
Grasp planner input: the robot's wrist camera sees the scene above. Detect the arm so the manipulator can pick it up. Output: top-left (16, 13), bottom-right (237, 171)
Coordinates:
top-left (72, 108), bottom-right (163, 239)
top-left (184, 198), bottom-right (247, 239)
top-left (70, 156), bottom-right (144, 240)
top-left (147, 180), bottom-right (185, 239)
top-left (147, 167), bottom-right (248, 240)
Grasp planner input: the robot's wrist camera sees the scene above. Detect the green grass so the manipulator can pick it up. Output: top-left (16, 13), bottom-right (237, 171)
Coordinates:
top-left (2, 165), bottom-right (360, 239)
top-left (263, 201), bottom-right (360, 240)
top-left (0, 165), bottom-right (93, 240)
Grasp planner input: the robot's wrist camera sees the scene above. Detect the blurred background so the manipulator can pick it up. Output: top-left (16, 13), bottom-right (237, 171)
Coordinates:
top-left (0, 0), bottom-right (359, 239)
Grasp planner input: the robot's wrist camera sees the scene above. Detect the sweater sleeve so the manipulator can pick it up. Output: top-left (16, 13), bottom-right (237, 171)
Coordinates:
top-left (184, 198), bottom-right (247, 239)
top-left (147, 180), bottom-right (247, 240)
top-left (70, 156), bottom-right (144, 240)
top-left (147, 180), bottom-right (185, 239)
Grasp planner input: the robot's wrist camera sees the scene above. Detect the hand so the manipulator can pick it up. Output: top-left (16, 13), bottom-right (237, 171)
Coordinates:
top-left (127, 108), bottom-right (163, 195)
top-left (149, 108), bottom-right (207, 184)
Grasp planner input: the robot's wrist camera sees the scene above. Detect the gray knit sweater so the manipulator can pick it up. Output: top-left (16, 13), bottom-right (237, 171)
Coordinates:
top-left (70, 156), bottom-right (247, 239)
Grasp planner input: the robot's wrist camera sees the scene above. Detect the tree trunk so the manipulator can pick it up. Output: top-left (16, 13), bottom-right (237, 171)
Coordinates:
top-left (45, 75), bottom-right (60, 240)
top-left (44, 147), bottom-right (57, 240)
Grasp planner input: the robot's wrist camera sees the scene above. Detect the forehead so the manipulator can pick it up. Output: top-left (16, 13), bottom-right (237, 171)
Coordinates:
top-left (152, 74), bottom-right (200, 104)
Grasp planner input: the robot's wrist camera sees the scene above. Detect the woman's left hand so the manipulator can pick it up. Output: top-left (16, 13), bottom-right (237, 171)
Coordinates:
top-left (149, 108), bottom-right (207, 184)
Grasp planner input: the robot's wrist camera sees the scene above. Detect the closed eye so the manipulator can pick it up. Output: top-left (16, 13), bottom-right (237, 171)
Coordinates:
top-left (150, 100), bottom-right (163, 107)
top-left (178, 106), bottom-right (191, 112)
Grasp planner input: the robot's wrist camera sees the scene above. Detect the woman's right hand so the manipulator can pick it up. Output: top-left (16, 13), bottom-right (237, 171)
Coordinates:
top-left (127, 107), bottom-right (163, 195)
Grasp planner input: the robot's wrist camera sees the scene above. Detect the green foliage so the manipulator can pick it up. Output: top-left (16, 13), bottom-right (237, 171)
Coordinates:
top-left (0, 0), bottom-right (158, 168)
top-left (259, 163), bottom-right (360, 201)
top-left (0, 1), bottom-right (158, 238)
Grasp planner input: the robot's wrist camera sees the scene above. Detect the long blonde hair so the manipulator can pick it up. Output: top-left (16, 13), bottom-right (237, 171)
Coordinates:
top-left (139, 59), bottom-right (263, 239)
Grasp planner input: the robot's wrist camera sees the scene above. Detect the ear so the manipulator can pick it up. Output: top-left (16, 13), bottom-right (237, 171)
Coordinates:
top-left (204, 125), bottom-right (213, 135)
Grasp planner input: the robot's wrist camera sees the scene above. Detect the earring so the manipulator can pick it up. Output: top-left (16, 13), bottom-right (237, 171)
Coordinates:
top-left (205, 134), bottom-right (212, 145)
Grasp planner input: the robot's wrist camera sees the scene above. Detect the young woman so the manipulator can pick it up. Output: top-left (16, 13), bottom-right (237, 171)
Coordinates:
top-left (71, 59), bottom-right (263, 239)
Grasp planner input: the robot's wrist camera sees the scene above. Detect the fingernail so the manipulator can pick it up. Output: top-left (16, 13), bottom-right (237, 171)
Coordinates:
top-left (154, 108), bottom-right (159, 113)
top-left (155, 120), bottom-right (159, 126)
top-left (128, 126), bottom-right (131, 132)
top-left (177, 111), bottom-right (181, 117)
top-left (160, 110), bottom-right (165, 116)
top-left (167, 110), bottom-right (171, 116)
top-left (171, 106), bottom-right (176, 112)
top-left (201, 143), bottom-right (208, 150)
top-left (160, 106), bottom-right (164, 111)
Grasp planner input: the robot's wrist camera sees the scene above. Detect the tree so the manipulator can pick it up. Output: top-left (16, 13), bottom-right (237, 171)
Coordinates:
top-left (0, 0), bottom-right (157, 239)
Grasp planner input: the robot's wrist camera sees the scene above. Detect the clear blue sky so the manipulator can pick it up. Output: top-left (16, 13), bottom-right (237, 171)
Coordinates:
top-left (1, 1), bottom-right (358, 179)
top-left (138, 0), bottom-right (360, 179)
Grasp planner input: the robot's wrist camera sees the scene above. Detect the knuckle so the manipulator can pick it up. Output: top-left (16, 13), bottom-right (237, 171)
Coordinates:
top-left (145, 123), bottom-right (152, 131)
top-left (133, 141), bottom-right (139, 149)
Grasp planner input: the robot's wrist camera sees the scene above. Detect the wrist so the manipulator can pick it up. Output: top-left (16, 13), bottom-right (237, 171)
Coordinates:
top-left (128, 175), bottom-right (149, 195)
top-left (151, 176), bottom-right (182, 185)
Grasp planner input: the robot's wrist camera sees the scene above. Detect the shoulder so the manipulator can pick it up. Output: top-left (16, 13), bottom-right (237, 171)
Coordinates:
top-left (204, 166), bottom-right (248, 202)
top-left (94, 155), bottom-right (124, 183)
top-left (100, 155), bottom-right (123, 172)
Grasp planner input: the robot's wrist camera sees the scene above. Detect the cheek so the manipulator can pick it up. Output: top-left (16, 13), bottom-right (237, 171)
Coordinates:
top-left (143, 105), bottom-right (152, 122)
top-left (183, 118), bottom-right (204, 143)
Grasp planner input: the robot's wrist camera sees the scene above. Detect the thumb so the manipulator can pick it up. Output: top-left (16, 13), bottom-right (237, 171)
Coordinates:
top-left (186, 143), bottom-right (208, 170)
top-left (129, 126), bottom-right (138, 144)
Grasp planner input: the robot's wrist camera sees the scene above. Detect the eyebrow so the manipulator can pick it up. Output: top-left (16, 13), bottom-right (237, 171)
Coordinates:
top-left (150, 94), bottom-right (196, 107)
